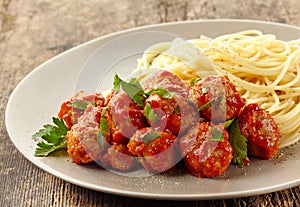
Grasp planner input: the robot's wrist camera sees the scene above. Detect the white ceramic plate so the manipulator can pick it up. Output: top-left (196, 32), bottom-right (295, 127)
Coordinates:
top-left (5, 19), bottom-right (300, 200)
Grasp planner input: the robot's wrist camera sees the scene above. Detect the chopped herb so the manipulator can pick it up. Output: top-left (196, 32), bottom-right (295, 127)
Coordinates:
top-left (211, 127), bottom-right (224, 141)
top-left (144, 103), bottom-right (160, 123)
top-left (70, 100), bottom-right (95, 110)
top-left (198, 94), bottom-right (226, 111)
top-left (228, 119), bottom-right (248, 166)
top-left (146, 87), bottom-right (175, 99)
top-left (113, 74), bottom-right (122, 92)
top-left (141, 131), bottom-right (161, 143)
top-left (198, 100), bottom-right (212, 111)
top-left (224, 118), bottom-right (235, 128)
top-left (100, 108), bottom-right (110, 135)
top-left (113, 74), bottom-right (146, 107)
top-left (33, 117), bottom-right (68, 157)
top-left (220, 94), bottom-right (226, 104)
top-left (97, 108), bottom-right (110, 148)
top-left (174, 106), bottom-right (181, 114)
top-left (113, 73), bottom-right (176, 107)
top-left (190, 77), bottom-right (201, 86)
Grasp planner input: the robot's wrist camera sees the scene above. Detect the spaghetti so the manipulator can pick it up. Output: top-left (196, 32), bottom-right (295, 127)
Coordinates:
top-left (135, 30), bottom-right (300, 148)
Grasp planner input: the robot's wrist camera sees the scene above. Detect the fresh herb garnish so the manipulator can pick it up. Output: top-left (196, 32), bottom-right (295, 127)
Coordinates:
top-left (198, 100), bottom-right (212, 111)
top-left (99, 108), bottom-right (110, 135)
top-left (143, 103), bottom-right (160, 123)
top-left (33, 117), bottom-right (68, 157)
top-left (198, 94), bottom-right (226, 111)
top-left (70, 100), bottom-right (95, 110)
top-left (174, 106), bottom-right (181, 114)
top-left (141, 131), bottom-right (161, 143)
top-left (211, 127), bottom-right (224, 141)
top-left (97, 108), bottom-right (110, 148)
top-left (220, 93), bottom-right (226, 104)
top-left (146, 87), bottom-right (175, 99)
top-left (113, 74), bottom-right (146, 107)
top-left (228, 119), bottom-right (248, 166)
top-left (114, 73), bottom-right (176, 107)
top-left (224, 118), bottom-right (234, 128)
top-left (190, 77), bottom-right (201, 86)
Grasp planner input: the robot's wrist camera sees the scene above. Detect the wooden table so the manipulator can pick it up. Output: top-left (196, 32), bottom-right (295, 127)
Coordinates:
top-left (1, 0), bottom-right (300, 206)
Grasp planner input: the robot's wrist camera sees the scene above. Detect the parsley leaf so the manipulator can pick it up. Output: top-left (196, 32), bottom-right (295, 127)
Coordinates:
top-left (113, 73), bottom-right (176, 107)
top-left (224, 118), bottom-right (234, 128)
top-left (70, 100), bottom-right (95, 110)
top-left (113, 73), bottom-right (122, 92)
top-left (174, 106), bottom-right (180, 114)
top-left (198, 94), bottom-right (226, 111)
top-left (99, 108), bottom-right (110, 135)
top-left (33, 117), bottom-right (68, 157)
top-left (211, 127), bottom-right (224, 141)
top-left (97, 108), bottom-right (110, 148)
top-left (190, 77), bottom-right (201, 86)
top-left (146, 87), bottom-right (175, 99)
top-left (228, 119), bottom-right (248, 166)
top-left (198, 100), bottom-right (212, 111)
top-left (143, 103), bottom-right (160, 123)
top-left (141, 131), bottom-right (160, 143)
top-left (113, 73), bottom-right (146, 107)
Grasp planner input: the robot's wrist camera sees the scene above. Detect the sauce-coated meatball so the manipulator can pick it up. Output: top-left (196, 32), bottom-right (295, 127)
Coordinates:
top-left (58, 91), bottom-right (106, 129)
top-left (145, 93), bottom-right (198, 136)
top-left (189, 75), bottom-right (245, 123)
top-left (107, 92), bottom-right (147, 144)
top-left (180, 122), bottom-right (233, 178)
top-left (238, 103), bottom-right (280, 160)
top-left (141, 70), bottom-right (188, 97)
top-left (127, 127), bottom-right (179, 173)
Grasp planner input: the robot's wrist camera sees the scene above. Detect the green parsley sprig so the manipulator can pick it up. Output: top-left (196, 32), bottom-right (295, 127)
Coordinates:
top-left (113, 73), bottom-right (175, 108)
top-left (198, 94), bottom-right (226, 111)
top-left (113, 74), bottom-right (146, 107)
top-left (97, 108), bottom-right (110, 148)
top-left (141, 131), bottom-right (161, 143)
top-left (69, 100), bottom-right (95, 110)
top-left (33, 117), bottom-right (68, 157)
top-left (228, 119), bottom-right (248, 166)
top-left (145, 87), bottom-right (175, 99)
top-left (190, 77), bottom-right (201, 86)
top-left (210, 128), bottom-right (224, 141)
top-left (143, 103), bottom-right (160, 124)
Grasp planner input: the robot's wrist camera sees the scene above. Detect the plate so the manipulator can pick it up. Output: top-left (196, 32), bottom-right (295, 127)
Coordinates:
top-left (5, 19), bottom-right (300, 200)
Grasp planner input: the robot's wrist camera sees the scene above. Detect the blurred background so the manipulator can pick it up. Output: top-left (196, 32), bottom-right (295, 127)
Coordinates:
top-left (1, 0), bottom-right (299, 84)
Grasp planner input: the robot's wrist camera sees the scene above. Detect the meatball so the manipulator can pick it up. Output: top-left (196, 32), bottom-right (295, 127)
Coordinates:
top-left (238, 103), bottom-right (280, 160)
top-left (144, 92), bottom-right (198, 136)
top-left (107, 92), bottom-right (147, 144)
top-left (141, 70), bottom-right (188, 97)
top-left (127, 127), bottom-right (179, 173)
top-left (65, 130), bottom-right (93, 164)
top-left (58, 91), bottom-right (106, 129)
top-left (103, 143), bottom-right (138, 171)
top-left (188, 75), bottom-right (246, 123)
top-left (67, 105), bottom-right (138, 170)
top-left (66, 105), bottom-right (108, 164)
top-left (180, 122), bottom-right (233, 178)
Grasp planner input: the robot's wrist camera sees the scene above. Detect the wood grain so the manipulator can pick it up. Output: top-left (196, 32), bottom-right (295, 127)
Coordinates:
top-left (1, 0), bottom-right (300, 206)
